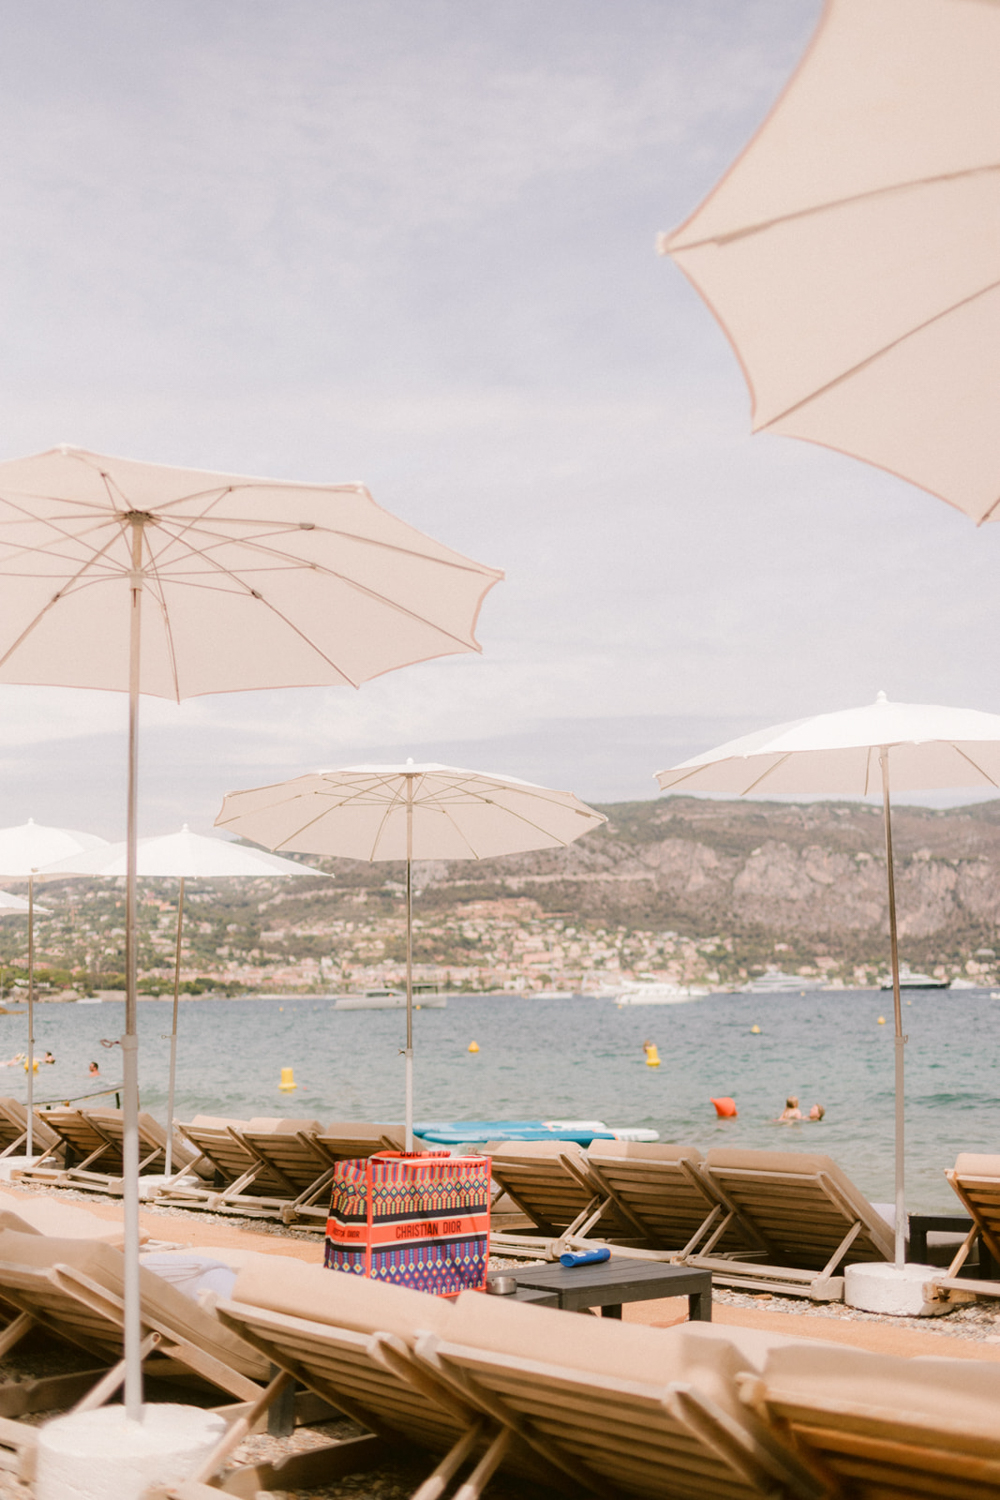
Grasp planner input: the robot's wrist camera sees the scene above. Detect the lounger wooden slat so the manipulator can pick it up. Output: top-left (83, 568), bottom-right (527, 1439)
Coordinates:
top-left (416, 1292), bottom-right (823, 1500)
top-left (740, 1340), bottom-right (1000, 1498)
top-left (691, 1149), bottom-right (895, 1301)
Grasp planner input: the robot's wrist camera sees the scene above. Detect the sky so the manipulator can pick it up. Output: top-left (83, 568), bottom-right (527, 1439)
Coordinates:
top-left (1, 0), bottom-right (998, 837)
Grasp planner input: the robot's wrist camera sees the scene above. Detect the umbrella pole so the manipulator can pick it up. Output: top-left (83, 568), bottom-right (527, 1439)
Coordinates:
top-left (26, 874), bottom-right (34, 1159)
top-left (164, 875), bottom-right (185, 1180)
top-left (405, 779), bottom-right (414, 1151)
top-left (122, 522), bottom-right (145, 1421)
top-left (880, 748), bottom-right (906, 1268)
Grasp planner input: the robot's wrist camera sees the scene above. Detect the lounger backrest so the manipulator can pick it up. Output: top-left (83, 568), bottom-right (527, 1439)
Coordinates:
top-left (702, 1149), bottom-right (894, 1269)
top-left (84, 1108), bottom-right (203, 1176)
top-left (947, 1152), bottom-right (1000, 1267)
top-left (239, 1121), bottom-right (329, 1190)
top-left (486, 1140), bottom-right (626, 1237)
top-left (430, 1293), bottom-right (819, 1500)
top-left (585, 1139), bottom-right (745, 1250)
top-left (746, 1341), bottom-right (1000, 1496)
top-left (0, 1230), bottom-right (267, 1380)
top-left (232, 1255), bottom-right (453, 1340)
top-left (315, 1123), bottom-right (408, 1158)
top-left (0, 1099), bottom-right (60, 1155)
top-left (176, 1119), bottom-right (261, 1184)
top-left (35, 1107), bottom-right (120, 1165)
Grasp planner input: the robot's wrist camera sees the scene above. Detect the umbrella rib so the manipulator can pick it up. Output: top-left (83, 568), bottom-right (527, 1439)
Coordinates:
top-left (731, 754), bottom-right (792, 796)
top-left (139, 549), bottom-right (183, 703)
top-left (951, 745), bottom-right (1000, 788)
top-left (151, 513), bottom-right (495, 583)
top-left (670, 162), bottom-right (1000, 251)
top-left (756, 273), bottom-right (1000, 433)
top-left (368, 783), bottom-right (412, 862)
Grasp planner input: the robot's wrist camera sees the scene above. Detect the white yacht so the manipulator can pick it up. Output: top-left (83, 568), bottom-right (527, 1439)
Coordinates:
top-left (612, 979), bottom-right (710, 1006)
top-left (879, 969), bottom-right (949, 990)
top-left (740, 970), bottom-right (824, 994)
top-left (333, 988), bottom-right (448, 1010)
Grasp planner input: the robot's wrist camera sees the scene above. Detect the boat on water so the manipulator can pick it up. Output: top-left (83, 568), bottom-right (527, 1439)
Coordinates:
top-left (612, 980), bottom-right (710, 1005)
top-left (879, 969), bottom-right (949, 990)
top-left (333, 988), bottom-right (448, 1010)
top-left (415, 1118), bottom-right (659, 1146)
top-left (740, 970), bottom-right (824, 994)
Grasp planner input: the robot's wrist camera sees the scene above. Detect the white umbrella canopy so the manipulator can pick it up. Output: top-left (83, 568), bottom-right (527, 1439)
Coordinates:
top-left (46, 826), bottom-right (327, 1174)
top-left (660, 0), bottom-right (1000, 523)
top-left (0, 446), bottom-right (502, 1422)
top-left (0, 819), bottom-right (109, 1154)
top-left (216, 762), bottom-right (608, 1146)
top-left (656, 692), bottom-right (1000, 1265)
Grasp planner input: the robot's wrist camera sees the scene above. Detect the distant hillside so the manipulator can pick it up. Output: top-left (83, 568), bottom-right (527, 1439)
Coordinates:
top-left (409, 796), bottom-right (1000, 974)
top-left (8, 796), bottom-right (1000, 990)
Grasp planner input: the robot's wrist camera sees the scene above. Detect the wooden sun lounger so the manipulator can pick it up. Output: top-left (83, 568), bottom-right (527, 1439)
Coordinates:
top-left (0, 1229), bottom-right (270, 1418)
top-left (18, 1108), bottom-right (209, 1196)
top-left (583, 1139), bottom-right (752, 1257)
top-left (16, 1105), bottom-right (122, 1187)
top-left (313, 1121), bottom-right (414, 1159)
top-left (485, 1141), bottom-right (631, 1256)
top-left (0, 1098), bottom-right (62, 1162)
top-left (157, 1116), bottom-right (311, 1216)
top-left (414, 1290), bottom-right (823, 1500)
top-left (931, 1152), bottom-right (1000, 1302)
top-left (236, 1120), bottom-right (338, 1226)
top-left (739, 1339), bottom-right (1000, 1497)
top-left (691, 1149), bottom-right (895, 1301)
top-left (212, 1258), bottom-right (565, 1500)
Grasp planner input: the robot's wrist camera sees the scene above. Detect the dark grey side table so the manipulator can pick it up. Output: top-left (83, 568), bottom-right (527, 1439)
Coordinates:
top-left (507, 1257), bottom-right (712, 1321)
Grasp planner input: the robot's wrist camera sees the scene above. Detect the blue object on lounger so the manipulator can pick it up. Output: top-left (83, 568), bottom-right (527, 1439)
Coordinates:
top-left (559, 1247), bottom-right (612, 1268)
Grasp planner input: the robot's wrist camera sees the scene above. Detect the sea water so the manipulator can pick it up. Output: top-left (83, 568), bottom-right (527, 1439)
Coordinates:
top-left (4, 988), bottom-right (998, 1213)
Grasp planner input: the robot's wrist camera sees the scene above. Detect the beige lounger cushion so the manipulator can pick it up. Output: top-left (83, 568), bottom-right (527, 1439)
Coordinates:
top-left (248, 1118), bottom-right (322, 1133)
top-left (952, 1153), bottom-right (1000, 1177)
top-left (189, 1115), bottom-right (251, 1130)
top-left (233, 1257), bottom-right (453, 1341)
top-left (0, 1190), bottom-right (138, 1244)
top-left (749, 1341), bottom-right (1000, 1491)
top-left (0, 1230), bottom-right (267, 1379)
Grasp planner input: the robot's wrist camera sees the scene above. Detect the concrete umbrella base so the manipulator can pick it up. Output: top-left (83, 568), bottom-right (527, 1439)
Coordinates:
top-left (36, 1404), bottom-right (227, 1500)
top-left (845, 1262), bottom-right (949, 1317)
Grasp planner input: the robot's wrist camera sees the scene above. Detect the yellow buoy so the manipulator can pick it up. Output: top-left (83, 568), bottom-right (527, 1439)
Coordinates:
top-left (644, 1044), bottom-right (661, 1067)
top-left (279, 1066), bottom-right (297, 1091)
top-left (877, 1015), bottom-right (886, 1025)
top-left (750, 1024), bottom-right (761, 1035)
top-left (468, 1041), bottom-right (479, 1053)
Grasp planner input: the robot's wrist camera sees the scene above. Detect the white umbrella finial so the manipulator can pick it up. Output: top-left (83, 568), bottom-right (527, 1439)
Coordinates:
top-left (876, 691), bottom-right (888, 705)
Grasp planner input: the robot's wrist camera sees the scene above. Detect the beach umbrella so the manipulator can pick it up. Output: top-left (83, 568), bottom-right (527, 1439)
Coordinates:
top-left (0, 820), bottom-right (109, 1155)
top-left (46, 825), bottom-right (328, 1175)
top-left (0, 445), bottom-right (502, 1421)
top-left (215, 762), bottom-right (607, 1147)
top-left (660, 0), bottom-right (1000, 522)
top-left (656, 691), bottom-right (1000, 1266)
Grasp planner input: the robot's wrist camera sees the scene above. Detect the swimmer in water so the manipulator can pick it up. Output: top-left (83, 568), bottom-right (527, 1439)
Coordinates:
top-left (778, 1095), bottom-right (802, 1122)
top-left (89, 1060), bottom-right (100, 1076)
top-left (808, 1104), bottom-right (825, 1121)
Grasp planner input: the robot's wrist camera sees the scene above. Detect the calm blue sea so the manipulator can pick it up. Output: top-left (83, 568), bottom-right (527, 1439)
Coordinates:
top-left (4, 989), bottom-right (998, 1213)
